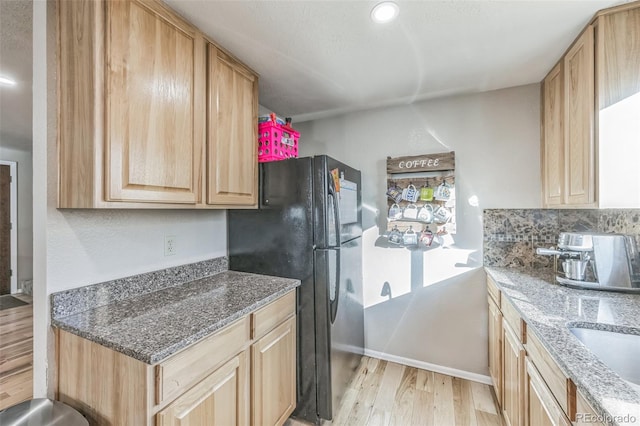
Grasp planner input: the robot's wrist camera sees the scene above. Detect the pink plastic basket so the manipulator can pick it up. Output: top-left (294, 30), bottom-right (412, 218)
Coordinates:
top-left (258, 120), bottom-right (299, 163)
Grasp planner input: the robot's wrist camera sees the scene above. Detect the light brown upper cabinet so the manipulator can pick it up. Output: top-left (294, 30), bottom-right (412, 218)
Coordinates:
top-left (58, 0), bottom-right (259, 209)
top-left (597, 7), bottom-right (640, 110)
top-left (564, 26), bottom-right (595, 206)
top-left (595, 6), bottom-right (640, 208)
top-left (105, 1), bottom-right (205, 205)
top-left (541, 3), bottom-right (640, 208)
top-left (541, 63), bottom-right (565, 207)
top-left (541, 26), bottom-right (595, 208)
top-left (207, 46), bottom-right (259, 207)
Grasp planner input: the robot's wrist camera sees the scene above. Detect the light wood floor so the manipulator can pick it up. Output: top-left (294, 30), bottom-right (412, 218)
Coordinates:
top-left (288, 356), bottom-right (502, 426)
top-left (0, 294), bottom-right (33, 410)
top-left (0, 299), bottom-right (503, 423)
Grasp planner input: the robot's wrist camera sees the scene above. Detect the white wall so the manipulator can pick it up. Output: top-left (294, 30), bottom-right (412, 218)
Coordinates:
top-left (47, 209), bottom-right (227, 293)
top-left (0, 143), bottom-right (33, 289)
top-left (599, 91), bottom-right (640, 208)
top-left (32, 1), bottom-right (228, 395)
top-left (296, 84), bottom-right (541, 377)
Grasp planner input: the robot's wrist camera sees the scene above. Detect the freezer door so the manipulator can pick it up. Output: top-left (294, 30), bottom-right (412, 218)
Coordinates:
top-left (313, 156), bottom-right (362, 248)
top-left (315, 237), bottom-right (364, 421)
top-left (229, 158), bottom-right (314, 278)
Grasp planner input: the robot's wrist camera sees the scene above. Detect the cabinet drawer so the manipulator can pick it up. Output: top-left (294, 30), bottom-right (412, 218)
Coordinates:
top-left (526, 328), bottom-right (576, 419)
top-left (501, 296), bottom-right (525, 343)
top-left (487, 275), bottom-right (501, 306)
top-left (155, 316), bottom-right (250, 406)
top-left (251, 291), bottom-right (296, 340)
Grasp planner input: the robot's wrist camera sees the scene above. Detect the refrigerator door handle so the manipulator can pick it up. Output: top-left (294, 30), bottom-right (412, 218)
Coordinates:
top-left (329, 247), bottom-right (341, 324)
top-left (327, 172), bottom-right (342, 248)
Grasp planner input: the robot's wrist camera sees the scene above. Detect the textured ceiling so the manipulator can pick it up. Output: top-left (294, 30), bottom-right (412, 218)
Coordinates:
top-left (0, 0), bottom-right (32, 148)
top-left (0, 0), bottom-right (630, 146)
top-left (166, 0), bottom-right (629, 122)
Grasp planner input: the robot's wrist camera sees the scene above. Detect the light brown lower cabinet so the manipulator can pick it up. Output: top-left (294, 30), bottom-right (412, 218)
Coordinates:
top-left (57, 290), bottom-right (296, 426)
top-left (157, 350), bottom-right (250, 426)
top-left (252, 316), bottom-right (297, 426)
top-left (575, 390), bottom-right (604, 426)
top-left (487, 276), bottom-right (581, 426)
top-left (525, 358), bottom-right (571, 426)
top-left (488, 296), bottom-right (503, 408)
top-left (502, 319), bottom-right (525, 426)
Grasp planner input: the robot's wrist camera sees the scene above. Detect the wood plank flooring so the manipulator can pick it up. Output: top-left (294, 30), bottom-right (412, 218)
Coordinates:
top-left (288, 356), bottom-right (502, 426)
top-left (0, 294), bottom-right (33, 410)
top-left (0, 300), bottom-right (502, 422)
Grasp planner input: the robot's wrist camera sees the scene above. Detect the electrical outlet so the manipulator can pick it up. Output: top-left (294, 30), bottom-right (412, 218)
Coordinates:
top-left (164, 235), bottom-right (177, 256)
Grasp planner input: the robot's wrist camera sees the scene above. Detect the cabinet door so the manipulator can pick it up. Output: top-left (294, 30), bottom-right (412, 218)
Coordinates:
top-left (525, 358), bottom-right (571, 426)
top-left (564, 26), bottom-right (595, 206)
top-left (106, 0), bottom-right (204, 204)
top-left (575, 389), bottom-right (603, 426)
top-left (488, 297), bottom-right (503, 409)
top-left (503, 320), bottom-right (525, 426)
top-left (207, 46), bottom-right (258, 206)
top-left (597, 7), bottom-right (640, 110)
top-left (251, 316), bottom-right (296, 426)
top-left (157, 350), bottom-right (249, 426)
top-left (542, 63), bottom-right (565, 207)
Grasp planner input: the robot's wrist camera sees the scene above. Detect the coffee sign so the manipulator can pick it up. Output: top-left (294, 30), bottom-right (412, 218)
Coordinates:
top-left (398, 158), bottom-right (440, 169)
top-left (387, 151), bottom-right (455, 174)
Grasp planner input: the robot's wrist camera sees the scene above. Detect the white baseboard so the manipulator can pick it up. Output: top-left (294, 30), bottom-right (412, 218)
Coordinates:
top-left (364, 349), bottom-right (492, 385)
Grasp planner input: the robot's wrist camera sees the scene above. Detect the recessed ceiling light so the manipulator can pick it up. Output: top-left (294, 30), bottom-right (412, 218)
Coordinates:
top-left (371, 1), bottom-right (399, 24)
top-left (0, 76), bottom-right (16, 87)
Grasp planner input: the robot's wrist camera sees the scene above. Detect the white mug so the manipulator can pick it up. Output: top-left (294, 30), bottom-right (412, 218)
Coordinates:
top-left (417, 204), bottom-right (434, 223)
top-left (434, 182), bottom-right (452, 201)
top-left (403, 227), bottom-right (418, 245)
top-left (403, 204), bottom-right (418, 220)
top-left (434, 206), bottom-right (452, 223)
top-left (388, 203), bottom-right (402, 220)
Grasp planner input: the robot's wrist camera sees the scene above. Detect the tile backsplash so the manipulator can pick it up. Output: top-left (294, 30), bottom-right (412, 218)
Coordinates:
top-left (483, 209), bottom-right (640, 270)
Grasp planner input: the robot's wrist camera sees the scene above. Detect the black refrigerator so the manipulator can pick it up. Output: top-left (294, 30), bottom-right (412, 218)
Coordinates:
top-left (228, 155), bottom-right (364, 424)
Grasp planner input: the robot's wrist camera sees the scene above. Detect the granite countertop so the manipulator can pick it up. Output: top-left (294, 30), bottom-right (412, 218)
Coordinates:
top-left (52, 271), bottom-right (300, 364)
top-left (485, 267), bottom-right (640, 426)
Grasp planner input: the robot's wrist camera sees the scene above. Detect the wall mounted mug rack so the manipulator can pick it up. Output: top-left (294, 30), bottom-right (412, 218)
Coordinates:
top-left (383, 152), bottom-right (456, 246)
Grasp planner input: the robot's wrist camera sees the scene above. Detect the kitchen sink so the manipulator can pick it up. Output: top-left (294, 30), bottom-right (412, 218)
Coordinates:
top-left (569, 327), bottom-right (640, 386)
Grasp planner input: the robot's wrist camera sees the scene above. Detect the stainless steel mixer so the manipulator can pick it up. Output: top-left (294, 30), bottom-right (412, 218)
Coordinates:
top-left (536, 232), bottom-right (640, 293)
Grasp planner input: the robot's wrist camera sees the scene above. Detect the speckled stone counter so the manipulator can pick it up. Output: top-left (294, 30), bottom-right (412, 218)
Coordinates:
top-left (52, 271), bottom-right (300, 364)
top-left (51, 257), bottom-right (230, 320)
top-left (485, 267), bottom-right (640, 426)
